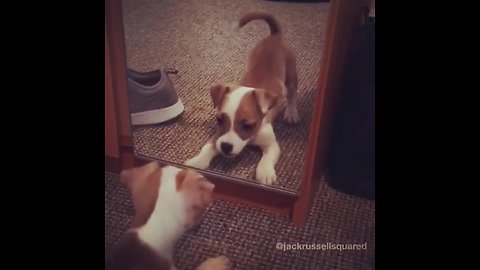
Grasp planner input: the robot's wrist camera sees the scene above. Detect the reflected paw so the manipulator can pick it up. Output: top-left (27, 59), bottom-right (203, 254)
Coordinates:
top-left (256, 163), bottom-right (277, 185)
top-left (185, 156), bottom-right (210, 170)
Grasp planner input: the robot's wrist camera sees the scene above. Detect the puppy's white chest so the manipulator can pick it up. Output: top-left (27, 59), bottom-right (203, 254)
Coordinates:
top-left (251, 122), bottom-right (276, 148)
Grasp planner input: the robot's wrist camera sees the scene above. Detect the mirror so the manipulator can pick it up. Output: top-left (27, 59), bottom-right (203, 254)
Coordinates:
top-left (121, 0), bottom-right (330, 193)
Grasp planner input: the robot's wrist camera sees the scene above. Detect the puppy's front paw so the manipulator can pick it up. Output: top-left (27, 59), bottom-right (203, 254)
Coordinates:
top-left (197, 255), bottom-right (231, 270)
top-left (256, 163), bottom-right (277, 185)
top-left (185, 156), bottom-right (210, 170)
top-left (284, 105), bottom-right (300, 123)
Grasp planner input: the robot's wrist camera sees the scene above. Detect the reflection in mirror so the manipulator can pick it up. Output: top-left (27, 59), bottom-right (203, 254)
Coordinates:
top-left (122, 0), bottom-right (330, 193)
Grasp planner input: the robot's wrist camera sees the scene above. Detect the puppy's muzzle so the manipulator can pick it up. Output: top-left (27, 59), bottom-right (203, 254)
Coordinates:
top-left (220, 142), bottom-right (234, 156)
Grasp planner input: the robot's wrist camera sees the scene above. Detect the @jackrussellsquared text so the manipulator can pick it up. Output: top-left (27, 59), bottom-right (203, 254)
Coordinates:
top-left (276, 242), bottom-right (367, 251)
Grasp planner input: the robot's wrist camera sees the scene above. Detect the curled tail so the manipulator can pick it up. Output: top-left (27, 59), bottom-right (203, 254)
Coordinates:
top-left (239, 11), bottom-right (281, 35)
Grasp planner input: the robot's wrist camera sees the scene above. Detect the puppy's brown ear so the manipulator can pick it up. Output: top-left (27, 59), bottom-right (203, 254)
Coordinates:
top-left (177, 169), bottom-right (215, 208)
top-left (210, 83), bottom-right (230, 109)
top-left (175, 169), bottom-right (188, 191)
top-left (175, 169), bottom-right (215, 192)
top-left (198, 178), bottom-right (215, 192)
top-left (253, 88), bottom-right (278, 114)
top-left (120, 162), bottom-right (162, 229)
top-left (120, 162), bottom-right (160, 192)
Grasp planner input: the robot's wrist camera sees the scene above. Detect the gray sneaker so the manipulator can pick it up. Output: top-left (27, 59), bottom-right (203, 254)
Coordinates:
top-left (127, 68), bottom-right (184, 125)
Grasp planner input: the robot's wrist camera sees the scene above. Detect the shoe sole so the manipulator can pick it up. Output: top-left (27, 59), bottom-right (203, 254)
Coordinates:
top-left (130, 100), bottom-right (184, 125)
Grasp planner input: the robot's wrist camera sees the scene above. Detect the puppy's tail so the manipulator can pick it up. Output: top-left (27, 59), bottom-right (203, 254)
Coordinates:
top-left (239, 11), bottom-right (281, 35)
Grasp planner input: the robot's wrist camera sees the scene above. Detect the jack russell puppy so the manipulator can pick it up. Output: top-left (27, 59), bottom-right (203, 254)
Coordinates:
top-left (105, 162), bottom-right (231, 270)
top-left (185, 11), bottom-right (300, 185)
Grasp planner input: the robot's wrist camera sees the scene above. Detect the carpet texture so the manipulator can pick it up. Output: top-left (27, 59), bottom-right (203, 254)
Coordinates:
top-left (105, 172), bottom-right (375, 270)
top-left (122, 0), bottom-right (330, 193)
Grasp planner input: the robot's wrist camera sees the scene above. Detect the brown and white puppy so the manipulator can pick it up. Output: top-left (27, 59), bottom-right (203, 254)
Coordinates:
top-left (185, 11), bottom-right (299, 185)
top-left (105, 162), bottom-right (231, 270)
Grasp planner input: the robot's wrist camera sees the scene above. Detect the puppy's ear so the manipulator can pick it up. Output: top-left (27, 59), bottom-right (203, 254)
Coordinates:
top-left (178, 169), bottom-right (215, 208)
top-left (176, 169), bottom-right (214, 192)
top-left (120, 162), bottom-right (160, 192)
top-left (198, 178), bottom-right (215, 192)
top-left (175, 169), bottom-right (188, 191)
top-left (210, 83), bottom-right (231, 109)
top-left (121, 162), bottom-right (162, 229)
top-left (253, 88), bottom-right (278, 114)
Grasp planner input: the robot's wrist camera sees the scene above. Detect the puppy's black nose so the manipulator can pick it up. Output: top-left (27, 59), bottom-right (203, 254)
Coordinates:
top-left (220, 142), bottom-right (233, 154)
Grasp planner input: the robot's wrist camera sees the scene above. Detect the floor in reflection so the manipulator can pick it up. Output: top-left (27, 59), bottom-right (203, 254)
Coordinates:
top-left (123, 0), bottom-right (330, 192)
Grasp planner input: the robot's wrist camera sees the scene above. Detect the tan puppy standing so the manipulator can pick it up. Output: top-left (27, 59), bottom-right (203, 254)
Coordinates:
top-left (186, 11), bottom-right (300, 185)
top-left (105, 162), bottom-right (231, 270)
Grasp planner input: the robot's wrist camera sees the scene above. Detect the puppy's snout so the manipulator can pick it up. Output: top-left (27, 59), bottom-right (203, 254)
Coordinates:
top-left (220, 142), bottom-right (233, 154)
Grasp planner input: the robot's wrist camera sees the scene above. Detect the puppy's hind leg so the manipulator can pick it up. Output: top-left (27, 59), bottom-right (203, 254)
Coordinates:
top-left (284, 54), bottom-right (300, 124)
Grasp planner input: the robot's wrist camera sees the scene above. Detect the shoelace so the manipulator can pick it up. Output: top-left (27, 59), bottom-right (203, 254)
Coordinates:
top-left (165, 68), bottom-right (178, 74)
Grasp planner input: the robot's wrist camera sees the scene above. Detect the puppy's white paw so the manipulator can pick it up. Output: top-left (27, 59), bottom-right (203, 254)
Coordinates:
top-left (185, 156), bottom-right (210, 170)
top-left (256, 162), bottom-right (277, 185)
top-left (284, 105), bottom-right (300, 123)
top-left (197, 255), bottom-right (231, 270)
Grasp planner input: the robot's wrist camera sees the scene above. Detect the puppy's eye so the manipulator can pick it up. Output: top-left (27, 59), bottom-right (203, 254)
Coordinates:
top-left (242, 122), bottom-right (255, 130)
top-left (216, 115), bottom-right (224, 125)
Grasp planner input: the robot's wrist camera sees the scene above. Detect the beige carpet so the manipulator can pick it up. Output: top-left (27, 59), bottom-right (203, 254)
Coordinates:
top-left (122, 0), bottom-right (330, 193)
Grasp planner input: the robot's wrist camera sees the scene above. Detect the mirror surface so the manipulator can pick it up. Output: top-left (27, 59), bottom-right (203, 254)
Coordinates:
top-left (121, 0), bottom-right (330, 193)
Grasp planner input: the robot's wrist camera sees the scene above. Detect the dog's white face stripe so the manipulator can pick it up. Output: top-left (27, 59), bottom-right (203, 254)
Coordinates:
top-left (222, 86), bottom-right (254, 118)
top-left (217, 86), bottom-right (254, 155)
